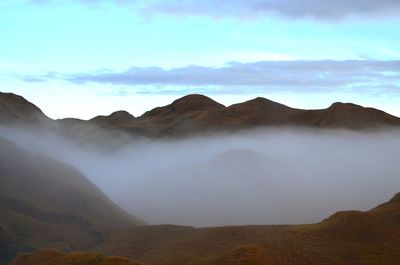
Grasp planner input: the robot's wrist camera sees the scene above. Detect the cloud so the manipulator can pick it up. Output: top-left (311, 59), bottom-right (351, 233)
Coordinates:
top-left (28, 0), bottom-right (400, 20)
top-left (142, 0), bottom-right (400, 20)
top-left (20, 60), bottom-right (400, 95)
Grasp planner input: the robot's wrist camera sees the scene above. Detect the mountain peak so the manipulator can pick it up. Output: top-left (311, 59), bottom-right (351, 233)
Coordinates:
top-left (91, 110), bottom-right (135, 124)
top-left (224, 97), bottom-right (298, 127)
top-left (108, 110), bottom-right (135, 120)
top-left (227, 97), bottom-right (293, 112)
top-left (0, 92), bottom-right (49, 124)
top-left (328, 102), bottom-right (363, 110)
top-left (142, 94), bottom-right (225, 118)
top-left (247, 97), bottom-right (292, 108)
top-left (170, 94), bottom-right (225, 112)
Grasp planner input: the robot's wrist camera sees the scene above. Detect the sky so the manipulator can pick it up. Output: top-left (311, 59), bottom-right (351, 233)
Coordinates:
top-left (0, 0), bottom-right (400, 119)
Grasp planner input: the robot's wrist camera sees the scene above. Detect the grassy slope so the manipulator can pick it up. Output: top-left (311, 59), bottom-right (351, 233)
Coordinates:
top-left (0, 138), bottom-right (142, 264)
top-left (90, 193), bottom-right (400, 265)
top-left (10, 249), bottom-right (143, 265)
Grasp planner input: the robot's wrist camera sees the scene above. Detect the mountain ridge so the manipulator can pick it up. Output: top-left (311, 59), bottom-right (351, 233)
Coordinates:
top-left (1, 92), bottom-right (399, 140)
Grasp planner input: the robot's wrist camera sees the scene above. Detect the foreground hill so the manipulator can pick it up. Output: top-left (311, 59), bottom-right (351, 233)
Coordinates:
top-left (0, 138), bottom-right (142, 264)
top-left (92, 192), bottom-right (400, 265)
top-left (1, 92), bottom-right (399, 140)
top-left (10, 192), bottom-right (400, 265)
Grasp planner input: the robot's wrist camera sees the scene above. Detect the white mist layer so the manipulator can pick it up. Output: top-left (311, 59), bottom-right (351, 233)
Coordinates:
top-left (1, 127), bottom-right (400, 227)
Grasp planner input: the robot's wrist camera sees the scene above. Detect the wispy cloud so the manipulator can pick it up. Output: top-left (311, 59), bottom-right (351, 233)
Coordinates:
top-left (19, 60), bottom-right (400, 95)
top-left (28, 0), bottom-right (400, 20)
top-left (142, 0), bottom-right (400, 20)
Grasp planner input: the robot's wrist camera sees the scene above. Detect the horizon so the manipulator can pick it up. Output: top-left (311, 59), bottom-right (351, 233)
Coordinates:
top-left (1, 1), bottom-right (400, 119)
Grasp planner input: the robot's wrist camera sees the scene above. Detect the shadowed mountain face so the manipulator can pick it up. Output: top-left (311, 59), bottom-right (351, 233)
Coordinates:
top-left (0, 137), bottom-right (142, 264)
top-left (1, 92), bottom-right (399, 140)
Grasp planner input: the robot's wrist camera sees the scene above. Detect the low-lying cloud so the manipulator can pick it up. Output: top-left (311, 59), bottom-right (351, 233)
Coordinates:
top-left (1, 126), bottom-right (400, 227)
top-left (21, 60), bottom-right (400, 95)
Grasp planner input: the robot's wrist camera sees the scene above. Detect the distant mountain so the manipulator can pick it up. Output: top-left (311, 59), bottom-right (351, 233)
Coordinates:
top-left (0, 138), bottom-right (142, 264)
top-left (98, 94), bottom-right (400, 135)
top-left (1, 92), bottom-right (399, 140)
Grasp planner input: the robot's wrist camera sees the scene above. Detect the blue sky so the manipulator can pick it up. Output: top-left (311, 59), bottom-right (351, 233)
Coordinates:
top-left (1, 0), bottom-right (400, 119)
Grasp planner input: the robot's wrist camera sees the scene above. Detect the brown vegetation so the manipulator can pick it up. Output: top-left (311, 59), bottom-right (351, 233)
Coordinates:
top-left (10, 249), bottom-right (143, 265)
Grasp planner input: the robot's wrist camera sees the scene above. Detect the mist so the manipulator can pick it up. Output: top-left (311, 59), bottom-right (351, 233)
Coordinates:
top-left (1, 126), bottom-right (400, 227)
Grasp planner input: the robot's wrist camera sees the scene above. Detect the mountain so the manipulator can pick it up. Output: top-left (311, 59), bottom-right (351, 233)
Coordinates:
top-left (0, 137), bottom-right (142, 265)
top-left (55, 94), bottom-right (400, 136)
top-left (136, 94), bottom-right (230, 136)
top-left (0, 92), bottom-right (50, 125)
top-left (2, 92), bottom-right (399, 140)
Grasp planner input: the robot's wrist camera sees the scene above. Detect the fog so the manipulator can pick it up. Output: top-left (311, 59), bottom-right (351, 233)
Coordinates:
top-left (1, 126), bottom-right (400, 227)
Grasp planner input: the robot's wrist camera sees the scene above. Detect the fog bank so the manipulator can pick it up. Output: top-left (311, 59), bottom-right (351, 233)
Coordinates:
top-left (1, 127), bottom-right (400, 227)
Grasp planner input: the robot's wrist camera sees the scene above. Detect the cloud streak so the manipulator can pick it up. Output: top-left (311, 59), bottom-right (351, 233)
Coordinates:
top-left (28, 0), bottom-right (400, 20)
top-left (142, 0), bottom-right (400, 20)
top-left (21, 60), bottom-right (400, 95)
